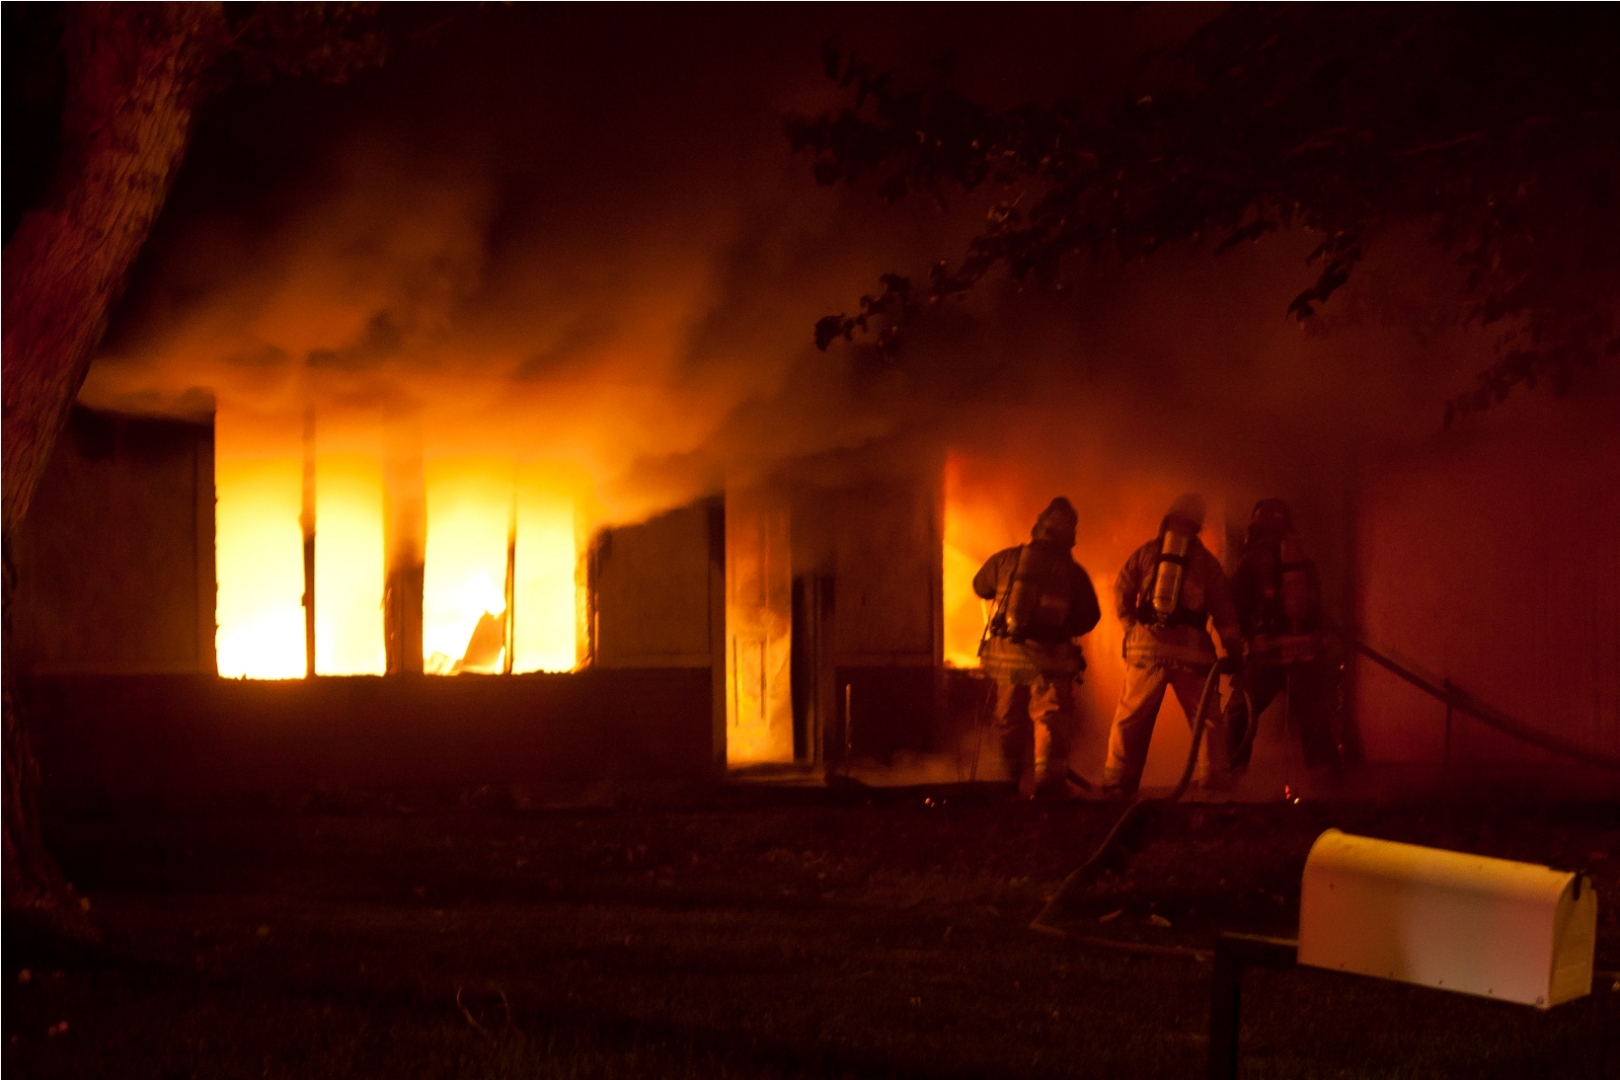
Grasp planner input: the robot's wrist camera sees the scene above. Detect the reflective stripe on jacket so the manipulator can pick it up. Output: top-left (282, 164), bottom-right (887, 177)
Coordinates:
top-left (979, 635), bottom-right (1085, 683)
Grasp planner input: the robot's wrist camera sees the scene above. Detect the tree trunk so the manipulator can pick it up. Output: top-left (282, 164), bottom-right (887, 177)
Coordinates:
top-left (2, 3), bottom-right (225, 928)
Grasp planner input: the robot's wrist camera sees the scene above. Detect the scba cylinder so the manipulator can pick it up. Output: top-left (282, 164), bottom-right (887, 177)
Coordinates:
top-left (1003, 543), bottom-right (1073, 643)
top-left (1148, 528), bottom-right (1192, 624)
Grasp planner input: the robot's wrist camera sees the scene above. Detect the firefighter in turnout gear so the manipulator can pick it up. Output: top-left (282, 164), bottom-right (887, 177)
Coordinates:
top-left (973, 498), bottom-right (1102, 798)
top-left (1102, 494), bottom-right (1243, 797)
top-left (1223, 499), bottom-right (1341, 772)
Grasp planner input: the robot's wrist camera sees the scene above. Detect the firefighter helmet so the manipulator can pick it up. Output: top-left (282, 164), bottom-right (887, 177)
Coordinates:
top-left (1031, 497), bottom-right (1078, 548)
top-left (1247, 498), bottom-right (1292, 544)
top-left (1165, 492), bottom-right (1206, 531)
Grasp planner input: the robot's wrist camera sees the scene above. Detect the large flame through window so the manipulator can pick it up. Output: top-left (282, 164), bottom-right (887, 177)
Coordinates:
top-left (315, 453), bottom-right (387, 674)
top-left (216, 448), bottom-right (306, 680)
top-left (422, 462), bottom-right (512, 675)
top-left (942, 454), bottom-right (1006, 669)
top-left (214, 410), bottom-right (576, 678)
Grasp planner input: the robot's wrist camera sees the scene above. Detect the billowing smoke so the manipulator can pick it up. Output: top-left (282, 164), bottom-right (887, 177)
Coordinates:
top-left (76, 7), bottom-right (1516, 723)
top-left (83, 8), bottom-right (1496, 521)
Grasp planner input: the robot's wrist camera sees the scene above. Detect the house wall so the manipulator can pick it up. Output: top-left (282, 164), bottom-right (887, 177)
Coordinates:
top-left (828, 475), bottom-right (945, 764)
top-left (591, 500), bottom-right (723, 669)
top-left (28, 670), bottom-right (716, 809)
top-left (16, 411), bottom-right (723, 807)
top-left (587, 498), bottom-right (726, 766)
top-left (1353, 397), bottom-right (1620, 774)
top-left (14, 402), bottom-right (946, 794)
top-left (11, 405), bottom-right (216, 675)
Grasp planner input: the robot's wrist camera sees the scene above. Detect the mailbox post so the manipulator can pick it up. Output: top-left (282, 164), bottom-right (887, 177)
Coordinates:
top-left (1208, 933), bottom-right (1299, 1080)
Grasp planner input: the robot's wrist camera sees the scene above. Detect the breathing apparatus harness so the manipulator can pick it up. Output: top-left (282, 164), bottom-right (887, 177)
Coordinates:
top-left (1135, 517), bottom-right (1207, 631)
top-left (1245, 531), bottom-right (1320, 666)
top-left (975, 547), bottom-right (1019, 669)
top-left (981, 540), bottom-right (1076, 650)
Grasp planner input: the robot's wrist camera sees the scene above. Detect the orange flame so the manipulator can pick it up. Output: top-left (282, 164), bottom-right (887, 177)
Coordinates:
top-left (214, 410), bottom-right (576, 678)
top-left (943, 453), bottom-right (1014, 669)
top-left (216, 447), bottom-right (306, 680)
top-left (423, 460), bottom-right (511, 674)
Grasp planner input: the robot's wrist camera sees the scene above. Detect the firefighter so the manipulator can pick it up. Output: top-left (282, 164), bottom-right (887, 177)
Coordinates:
top-left (1102, 493), bottom-right (1243, 797)
top-left (973, 497), bottom-right (1102, 798)
top-left (1224, 499), bottom-right (1341, 773)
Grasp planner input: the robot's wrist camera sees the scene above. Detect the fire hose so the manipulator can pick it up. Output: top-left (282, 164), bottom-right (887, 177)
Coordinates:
top-left (1032, 623), bottom-right (1620, 931)
top-left (1033, 655), bottom-right (1241, 929)
top-left (1328, 622), bottom-right (1620, 772)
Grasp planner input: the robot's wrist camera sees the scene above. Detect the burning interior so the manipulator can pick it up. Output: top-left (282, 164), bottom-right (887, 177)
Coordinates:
top-left (213, 406), bottom-right (580, 680)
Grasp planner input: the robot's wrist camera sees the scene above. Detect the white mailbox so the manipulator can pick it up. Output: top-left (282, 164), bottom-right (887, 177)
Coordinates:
top-left (1298, 829), bottom-right (1596, 1009)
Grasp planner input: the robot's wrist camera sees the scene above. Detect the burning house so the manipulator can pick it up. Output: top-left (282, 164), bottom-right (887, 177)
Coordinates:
top-left (9, 10), bottom-right (1620, 1079)
top-left (13, 388), bottom-right (1618, 808)
top-left (10, 399), bottom-right (957, 802)
top-left (7, 5), bottom-right (1618, 815)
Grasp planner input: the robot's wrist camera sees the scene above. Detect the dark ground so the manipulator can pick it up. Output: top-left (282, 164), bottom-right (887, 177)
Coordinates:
top-left (6, 788), bottom-right (1619, 1079)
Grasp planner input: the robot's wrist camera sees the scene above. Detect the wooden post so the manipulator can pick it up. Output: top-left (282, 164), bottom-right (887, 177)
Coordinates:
top-left (383, 407), bottom-right (425, 675)
top-left (1209, 937), bottom-right (1242, 1080)
top-left (300, 403), bottom-right (316, 678)
top-left (502, 489), bottom-right (516, 675)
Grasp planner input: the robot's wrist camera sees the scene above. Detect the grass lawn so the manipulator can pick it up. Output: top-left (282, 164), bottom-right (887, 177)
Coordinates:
top-left (7, 792), bottom-right (1618, 1078)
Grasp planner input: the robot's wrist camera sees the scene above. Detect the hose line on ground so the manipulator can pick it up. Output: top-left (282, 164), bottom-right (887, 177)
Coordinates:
top-left (1327, 622), bottom-right (1620, 772)
top-left (1032, 621), bottom-right (1620, 936)
top-left (1032, 656), bottom-right (1236, 930)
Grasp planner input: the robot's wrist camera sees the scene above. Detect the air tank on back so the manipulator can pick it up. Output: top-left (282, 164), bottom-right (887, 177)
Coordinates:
top-left (1149, 527), bottom-right (1193, 624)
